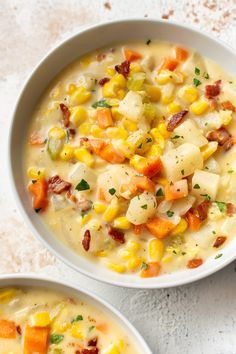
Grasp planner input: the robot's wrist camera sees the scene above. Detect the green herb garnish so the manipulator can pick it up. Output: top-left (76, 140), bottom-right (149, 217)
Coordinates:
top-left (71, 315), bottom-right (83, 323)
top-left (200, 194), bottom-right (211, 201)
top-left (137, 143), bottom-right (143, 149)
top-left (146, 39), bottom-right (151, 45)
top-left (195, 67), bottom-right (200, 75)
top-left (215, 201), bottom-right (226, 213)
top-left (167, 210), bottom-right (174, 217)
top-left (50, 334), bottom-right (64, 344)
top-left (75, 179), bottom-right (90, 191)
top-left (156, 188), bottom-right (164, 197)
top-left (181, 169), bottom-right (184, 176)
top-left (203, 72), bottom-right (209, 79)
top-left (109, 188), bottom-right (116, 195)
top-left (193, 184), bottom-right (200, 189)
top-left (141, 262), bottom-right (149, 270)
top-left (215, 253), bottom-right (223, 259)
top-left (141, 204), bottom-right (148, 209)
top-left (89, 325), bottom-right (95, 332)
top-left (32, 180), bottom-right (37, 184)
top-left (193, 78), bottom-right (202, 87)
top-left (92, 99), bottom-right (111, 109)
top-left (228, 170), bottom-right (234, 173)
top-left (34, 208), bottom-right (41, 213)
top-left (146, 137), bottom-right (152, 143)
top-left (171, 135), bottom-right (180, 139)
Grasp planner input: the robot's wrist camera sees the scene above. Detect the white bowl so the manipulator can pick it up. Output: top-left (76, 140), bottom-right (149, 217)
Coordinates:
top-left (0, 274), bottom-right (152, 353)
top-left (9, 19), bottom-right (236, 288)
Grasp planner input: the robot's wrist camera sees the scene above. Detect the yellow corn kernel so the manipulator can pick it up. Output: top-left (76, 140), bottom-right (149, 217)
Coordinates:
top-left (143, 103), bottom-right (157, 121)
top-left (120, 249), bottom-right (135, 260)
top-left (127, 257), bottom-right (144, 271)
top-left (112, 74), bottom-right (127, 88)
top-left (0, 289), bottom-right (16, 304)
top-left (200, 141), bottom-right (218, 160)
top-left (74, 147), bottom-right (94, 167)
top-left (70, 323), bottom-right (84, 339)
top-left (155, 177), bottom-right (168, 186)
top-left (130, 62), bottom-right (143, 74)
top-left (29, 312), bottom-right (51, 327)
top-left (123, 119), bottom-right (138, 132)
top-left (167, 102), bottom-right (182, 115)
top-left (70, 86), bottom-right (91, 105)
top-left (114, 216), bottom-right (131, 229)
top-left (171, 218), bottom-right (188, 236)
top-left (190, 100), bottom-right (209, 115)
top-left (146, 144), bottom-right (162, 158)
top-left (70, 106), bottom-right (88, 126)
top-left (150, 128), bottom-right (165, 149)
top-left (126, 240), bottom-right (141, 252)
top-left (102, 81), bottom-right (117, 98)
top-left (48, 127), bottom-right (66, 139)
top-left (106, 127), bottom-right (128, 140)
top-left (103, 198), bottom-right (119, 222)
top-left (188, 247), bottom-right (199, 258)
top-left (52, 321), bottom-right (71, 333)
top-left (107, 99), bottom-right (120, 107)
top-left (107, 263), bottom-right (126, 273)
top-left (130, 154), bottom-right (146, 170)
top-left (91, 125), bottom-right (104, 138)
top-left (60, 144), bottom-right (74, 161)
top-left (155, 70), bottom-right (171, 85)
top-left (162, 254), bottom-right (172, 263)
top-left (219, 110), bottom-right (232, 126)
top-left (81, 213), bottom-right (92, 226)
top-left (27, 167), bottom-right (45, 179)
top-left (115, 139), bottom-right (135, 159)
top-left (179, 85), bottom-right (199, 103)
top-left (97, 250), bottom-right (108, 257)
top-left (161, 95), bottom-right (174, 105)
top-left (157, 122), bottom-right (171, 139)
top-left (79, 122), bottom-right (92, 135)
top-left (148, 239), bottom-right (164, 262)
top-left (67, 83), bottom-right (77, 95)
top-left (145, 85), bottom-right (161, 102)
top-left (111, 107), bottom-right (123, 120)
top-left (106, 67), bottom-right (116, 76)
top-left (118, 339), bottom-right (125, 350)
top-left (94, 203), bottom-right (107, 214)
top-left (117, 89), bottom-right (126, 100)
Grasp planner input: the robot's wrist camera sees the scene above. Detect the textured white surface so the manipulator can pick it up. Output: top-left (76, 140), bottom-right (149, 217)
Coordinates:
top-left (1, 1), bottom-right (236, 353)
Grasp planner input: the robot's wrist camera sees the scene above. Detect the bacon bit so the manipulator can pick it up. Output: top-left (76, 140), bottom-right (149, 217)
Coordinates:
top-left (221, 100), bottom-right (235, 112)
top-left (187, 258), bottom-right (203, 269)
top-left (207, 127), bottom-right (231, 146)
top-left (205, 80), bottom-right (221, 99)
top-left (78, 198), bottom-right (92, 213)
top-left (108, 226), bottom-right (125, 244)
top-left (223, 137), bottom-right (234, 151)
top-left (98, 77), bottom-right (110, 86)
top-left (213, 236), bottom-right (227, 248)
top-left (96, 53), bottom-right (106, 62)
top-left (133, 224), bottom-right (144, 235)
top-left (208, 97), bottom-right (218, 112)
top-left (167, 110), bottom-right (188, 132)
top-left (115, 60), bottom-right (130, 77)
top-left (68, 128), bottom-right (76, 137)
top-left (197, 200), bottom-right (211, 221)
top-left (60, 103), bottom-right (70, 128)
top-left (16, 325), bottom-right (22, 335)
top-left (48, 175), bottom-right (72, 194)
top-left (226, 202), bottom-right (235, 216)
top-left (82, 230), bottom-right (91, 251)
top-left (88, 337), bottom-right (98, 347)
top-left (76, 349), bottom-right (99, 354)
top-left (29, 132), bottom-right (45, 146)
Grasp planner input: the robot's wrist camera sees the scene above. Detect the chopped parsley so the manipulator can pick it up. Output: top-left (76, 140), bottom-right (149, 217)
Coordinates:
top-left (146, 39), bottom-right (151, 45)
top-left (172, 250), bottom-right (177, 254)
top-left (203, 72), bottom-right (209, 79)
top-left (50, 334), bottom-right (64, 344)
top-left (71, 315), bottom-right (83, 323)
top-left (141, 204), bottom-right (148, 209)
top-left (215, 253), bottom-right (223, 259)
top-left (137, 143), bottom-right (143, 149)
top-left (166, 210), bottom-right (174, 217)
top-left (193, 184), bottom-right (200, 189)
top-left (89, 325), bottom-right (95, 332)
top-left (212, 230), bottom-right (216, 234)
top-left (181, 169), bottom-right (184, 176)
top-left (182, 252), bottom-right (187, 256)
top-left (193, 78), bottom-right (202, 87)
top-left (75, 179), bottom-right (90, 191)
top-left (34, 208), bottom-right (41, 213)
top-left (32, 180), bottom-right (37, 184)
top-left (109, 188), bottom-right (116, 195)
top-left (228, 170), bottom-right (234, 174)
top-left (141, 262), bottom-right (149, 270)
top-left (171, 135), bottom-right (181, 139)
top-left (146, 137), bottom-right (152, 143)
top-left (195, 67), bottom-right (200, 75)
top-left (92, 99), bottom-right (111, 109)
top-left (156, 188), bottom-right (164, 197)
top-left (215, 201), bottom-right (226, 213)
top-left (200, 194), bottom-right (211, 201)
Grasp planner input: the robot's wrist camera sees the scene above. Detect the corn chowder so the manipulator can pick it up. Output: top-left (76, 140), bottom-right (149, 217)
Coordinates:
top-left (0, 286), bottom-right (138, 353)
top-left (25, 41), bottom-right (236, 278)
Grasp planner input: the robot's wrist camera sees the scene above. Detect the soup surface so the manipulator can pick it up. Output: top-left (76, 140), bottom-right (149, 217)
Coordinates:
top-left (25, 40), bottom-right (236, 278)
top-left (0, 286), bottom-right (139, 353)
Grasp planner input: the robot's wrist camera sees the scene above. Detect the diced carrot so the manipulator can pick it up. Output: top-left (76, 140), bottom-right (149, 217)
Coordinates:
top-left (146, 217), bottom-right (175, 239)
top-left (0, 320), bottom-right (16, 338)
top-left (159, 57), bottom-right (178, 72)
top-left (187, 258), bottom-right (203, 269)
top-left (185, 211), bottom-right (201, 232)
top-left (119, 183), bottom-right (137, 199)
top-left (87, 139), bottom-right (106, 154)
top-left (133, 224), bottom-right (144, 235)
top-left (96, 323), bottom-right (108, 334)
top-left (221, 100), bottom-right (236, 112)
top-left (99, 144), bottom-right (125, 164)
top-left (24, 325), bottom-right (49, 354)
top-left (140, 262), bottom-right (161, 278)
top-left (98, 188), bottom-right (107, 202)
top-left (124, 48), bottom-right (142, 62)
top-left (130, 175), bottom-right (155, 193)
top-left (134, 157), bottom-right (162, 178)
top-left (175, 47), bottom-right (188, 61)
top-left (29, 132), bottom-right (45, 146)
top-left (28, 178), bottom-right (48, 210)
top-left (97, 108), bottom-right (113, 129)
top-left (164, 179), bottom-right (188, 201)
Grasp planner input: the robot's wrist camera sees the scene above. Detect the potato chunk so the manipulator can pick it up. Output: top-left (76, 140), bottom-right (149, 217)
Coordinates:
top-left (161, 143), bottom-right (203, 182)
top-left (68, 162), bottom-right (96, 189)
top-left (126, 192), bottom-right (157, 225)
top-left (118, 91), bottom-right (144, 122)
top-left (173, 120), bottom-right (208, 147)
top-left (192, 169), bottom-right (220, 200)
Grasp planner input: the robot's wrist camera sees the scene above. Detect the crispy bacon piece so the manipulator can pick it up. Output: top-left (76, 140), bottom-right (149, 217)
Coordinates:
top-left (205, 80), bottom-right (221, 99)
top-left (167, 110), bottom-right (188, 132)
top-left (48, 175), bottom-right (71, 194)
top-left (29, 132), bottom-right (45, 146)
top-left (96, 53), bottom-right (106, 62)
top-left (221, 100), bottom-right (236, 112)
top-left (223, 137), bottom-right (234, 151)
top-left (60, 103), bottom-right (70, 128)
top-left (197, 200), bottom-right (211, 221)
top-left (16, 325), bottom-right (22, 335)
top-left (114, 60), bottom-right (130, 77)
top-left (226, 202), bottom-right (235, 216)
top-left (68, 128), bottom-right (76, 137)
top-left (76, 349), bottom-right (99, 354)
top-left (213, 236), bottom-right (227, 248)
top-left (88, 337), bottom-right (98, 347)
top-left (207, 127), bottom-right (232, 149)
top-left (82, 230), bottom-right (91, 251)
top-left (187, 258), bottom-right (203, 269)
top-left (108, 226), bottom-right (125, 244)
top-left (98, 77), bottom-right (110, 86)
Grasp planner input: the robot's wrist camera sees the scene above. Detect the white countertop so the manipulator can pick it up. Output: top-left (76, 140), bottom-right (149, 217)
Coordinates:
top-left (1, 1), bottom-right (236, 353)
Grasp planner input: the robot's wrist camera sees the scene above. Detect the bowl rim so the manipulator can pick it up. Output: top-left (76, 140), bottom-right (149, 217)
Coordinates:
top-left (0, 273), bottom-right (152, 353)
top-left (8, 17), bottom-right (236, 289)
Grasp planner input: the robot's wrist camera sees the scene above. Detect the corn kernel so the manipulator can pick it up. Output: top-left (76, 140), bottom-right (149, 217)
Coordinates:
top-left (106, 127), bottom-right (128, 140)
top-left (162, 95), bottom-right (174, 104)
top-left (130, 154), bottom-right (146, 170)
top-left (143, 103), bottom-right (157, 120)
top-left (171, 218), bottom-right (188, 236)
top-left (60, 144), bottom-right (74, 161)
top-left (70, 323), bottom-right (84, 339)
top-left (126, 240), bottom-right (141, 252)
top-left (74, 147), bottom-right (94, 167)
top-left (155, 70), bottom-right (171, 85)
top-left (108, 99), bottom-right (120, 107)
top-left (167, 102), bottom-right (182, 115)
top-left (150, 128), bottom-right (165, 149)
top-left (155, 177), bottom-right (168, 186)
top-left (145, 144), bottom-right (162, 158)
top-left (130, 62), bottom-right (143, 74)
top-left (115, 139), bottom-right (135, 159)
top-left (106, 67), bottom-right (116, 76)
top-left (190, 100), bottom-right (209, 115)
top-left (117, 89), bottom-right (126, 100)
top-left (70, 86), bottom-right (91, 105)
top-left (94, 203), bottom-right (107, 214)
top-left (70, 106), bottom-right (88, 126)
top-left (219, 110), bottom-right (232, 126)
top-left (120, 250), bottom-right (135, 260)
top-left (79, 122), bottom-right (92, 135)
top-left (29, 312), bottom-right (51, 327)
top-left (112, 74), bottom-right (127, 88)
top-left (114, 216), bottom-right (131, 229)
top-left (91, 125), bottom-right (104, 138)
top-left (48, 127), bottom-right (66, 139)
top-left (118, 339), bottom-right (125, 350)
top-left (200, 141), bottom-right (218, 160)
top-left (0, 289), bottom-right (16, 304)
top-left (81, 213), bottom-right (92, 225)
top-left (102, 81), bottom-right (117, 98)
top-left (67, 83), bottom-right (77, 95)
top-left (97, 250), bottom-right (108, 257)
top-left (123, 119), bottom-right (138, 132)
top-left (111, 107), bottom-right (123, 120)
top-left (148, 239), bottom-right (164, 262)
top-left (179, 85), bottom-right (199, 103)
top-left (157, 122), bottom-right (171, 139)
top-left (103, 198), bottom-right (119, 222)
top-left (145, 85), bottom-right (161, 102)
top-left (27, 167), bottom-right (45, 179)
top-left (52, 321), bottom-right (71, 333)
top-left (127, 257), bottom-right (143, 271)
top-left (107, 263), bottom-right (126, 273)
top-left (162, 254), bottom-right (172, 263)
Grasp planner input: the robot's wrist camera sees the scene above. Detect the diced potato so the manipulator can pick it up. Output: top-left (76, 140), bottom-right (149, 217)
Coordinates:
top-left (170, 195), bottom-right (196, 216)
top-left (173, 120), bottom-right (208, 147)
top-left (118, 91), bottom-right (144, 122)
top-left (161, 143), bottom-right (203, 182)
top-left (192, 170), bottom-right (220, 200)
top-left (204, 157), bottom-right (221, 174)
top-left (141, 55), bottom-right (155, 71)
top-left (76, 73), bottom-right (96, 90)
top-left (194, 112), bottom-right (221, 132)
top-left (127, 130), bottom-right (153, 154)
top-left (219, 110), bottom-right (232, 126)
top-left (68, 162), bottom-right (96, 189)
top-left (126, 192), bottom-right (157, 225)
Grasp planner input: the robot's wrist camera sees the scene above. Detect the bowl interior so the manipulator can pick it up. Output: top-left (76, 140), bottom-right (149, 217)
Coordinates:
top-left (9, 19), bottom-right (236, 288)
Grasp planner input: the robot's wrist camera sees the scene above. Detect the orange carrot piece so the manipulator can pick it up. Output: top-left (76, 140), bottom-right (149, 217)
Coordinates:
top-left (97, 108), bottom-right (113, 129)
top-left (187, 258), bottom-right (203, 269)
top-left (140, 262), bottom-right (161, 278)
top-left (133, 224), bottom-right (144, 235)
top-left (24, 325), bottom-right (49, 354)
top-left (98, 188), bottom-right (107, 202)
top-left (28, 178), bottom-right (48, 210)
top-left (175, 47), bottom-right (188, 61)
top-left (221, 100), bottom-right (236, 112)
top-left (0, 320), bottom-right (16, 338)
top-left (96, 323), bottom-right (108, 334)
top-left (124, 48), bottom-right (142, 62)
top-left (146, 217), bottom-right (175, 239)
top-left (134, 157), bottom-right (162, 178)
top-left (99, 144), bottom-right (125, 164)
top-left (159, 57), bottom-right (178, 72)
top-left (164, 180), bottom-right (188, 201)
top-left (29, 132), bottom-right (45, 146)
top-left (87, 139), bottom-right (106, 154)
top-left (130, 175), bottom-right (155, 193)
top-left (185, 212), bottom-right (201, 232)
